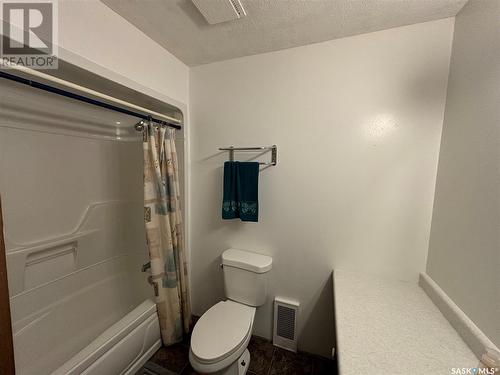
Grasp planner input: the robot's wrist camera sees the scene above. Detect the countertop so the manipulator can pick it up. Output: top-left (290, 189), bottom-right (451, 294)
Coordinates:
top-left (333, 269), bottom-right (478, 375)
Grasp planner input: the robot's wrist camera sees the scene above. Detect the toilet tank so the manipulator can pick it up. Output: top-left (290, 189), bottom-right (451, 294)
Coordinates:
top-left (222, 249), bottom-right (272, 307)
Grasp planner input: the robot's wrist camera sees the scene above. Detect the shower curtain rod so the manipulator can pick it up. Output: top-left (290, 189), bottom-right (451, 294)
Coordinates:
top-left (0, 67), bottom-right (182, 130)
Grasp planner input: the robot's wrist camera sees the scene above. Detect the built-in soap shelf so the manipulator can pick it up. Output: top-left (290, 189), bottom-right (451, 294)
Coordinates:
top-left (7, 230), bottom-right (97, 296)
top-left (24, 240), bottom-right (78, 290)
top-left (6, 200), bottom-right (145, 297)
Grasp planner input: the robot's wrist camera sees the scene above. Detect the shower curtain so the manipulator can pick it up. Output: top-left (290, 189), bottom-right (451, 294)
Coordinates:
top-left (143, 122), bottom-right (191, 345)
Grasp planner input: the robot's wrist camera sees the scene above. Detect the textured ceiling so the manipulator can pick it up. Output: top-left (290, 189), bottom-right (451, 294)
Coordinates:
top-left (101, 0), bottom-right (467, 66)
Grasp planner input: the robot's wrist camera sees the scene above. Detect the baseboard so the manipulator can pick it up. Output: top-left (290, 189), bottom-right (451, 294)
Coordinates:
top-left (419, 272), bottom-right (499, 359)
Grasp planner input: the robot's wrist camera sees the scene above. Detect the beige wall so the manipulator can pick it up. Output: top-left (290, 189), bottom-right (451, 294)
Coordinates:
top-left (189, 19), bottom-right (454, 356)
top-left (427, 0), bottom-right (500, 348)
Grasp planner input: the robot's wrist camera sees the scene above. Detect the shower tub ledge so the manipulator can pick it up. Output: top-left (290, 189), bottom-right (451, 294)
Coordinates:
top-left (52, 299), bottom-right (161, 375)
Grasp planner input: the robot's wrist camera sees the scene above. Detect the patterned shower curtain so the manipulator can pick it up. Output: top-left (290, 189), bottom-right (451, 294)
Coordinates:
top-left (143, 122), bottom-right (191, 345)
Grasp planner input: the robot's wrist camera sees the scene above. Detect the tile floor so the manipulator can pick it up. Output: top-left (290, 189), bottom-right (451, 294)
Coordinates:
top-left (146, 335), bottom-right (337, 375)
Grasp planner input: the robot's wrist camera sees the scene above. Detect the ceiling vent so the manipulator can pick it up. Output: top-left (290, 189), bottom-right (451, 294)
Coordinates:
top-left (191, 0), bottom-right (246, 25)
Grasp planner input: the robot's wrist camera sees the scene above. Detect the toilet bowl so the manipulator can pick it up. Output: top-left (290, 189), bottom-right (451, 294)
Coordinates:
top-left (189, 301), bottom-right (255, 374)
top-left (189, 249), bottom-right (272, 375)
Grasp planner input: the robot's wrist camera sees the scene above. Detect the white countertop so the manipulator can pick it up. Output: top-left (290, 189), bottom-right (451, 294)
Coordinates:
top-left (333, 269), bottom-right (478, 375)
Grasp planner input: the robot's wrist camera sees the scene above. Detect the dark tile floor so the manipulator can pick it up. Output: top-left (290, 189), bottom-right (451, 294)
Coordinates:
top-left (148, 335), bottom-right (337, 375)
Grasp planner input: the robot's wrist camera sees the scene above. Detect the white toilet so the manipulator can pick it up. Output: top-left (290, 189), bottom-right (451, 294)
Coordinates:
top-left (189, 248), bottom-right (273, 375)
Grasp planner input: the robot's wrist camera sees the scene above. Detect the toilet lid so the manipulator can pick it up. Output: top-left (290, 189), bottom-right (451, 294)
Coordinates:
top-left (191, 301), bottom-right (254, 364)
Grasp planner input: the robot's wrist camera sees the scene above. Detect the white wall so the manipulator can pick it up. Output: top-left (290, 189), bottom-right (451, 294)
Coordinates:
top-left (189, 19), bottom-right (454, 356)
top-left (58, 0), bottom-right (189, 106)
top-left (426, 0), bottom-right (500, 348)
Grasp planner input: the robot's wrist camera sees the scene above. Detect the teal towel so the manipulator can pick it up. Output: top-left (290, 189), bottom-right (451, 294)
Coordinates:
top-left (222, 161), bottom-right (259, 222)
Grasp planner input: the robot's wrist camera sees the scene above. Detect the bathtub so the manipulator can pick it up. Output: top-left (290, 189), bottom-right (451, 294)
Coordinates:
top-left (11, 254), bottom-right (161, 375)
top-left (53, 299), bottom-right (161, 375)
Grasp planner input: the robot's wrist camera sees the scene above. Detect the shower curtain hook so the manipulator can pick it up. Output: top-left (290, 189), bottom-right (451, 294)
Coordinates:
top-left (148, 115), bottom-right (159, 131)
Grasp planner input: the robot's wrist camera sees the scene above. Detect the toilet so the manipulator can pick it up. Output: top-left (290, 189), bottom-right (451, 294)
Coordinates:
top-left (189, 248), bottom-right (273, 375)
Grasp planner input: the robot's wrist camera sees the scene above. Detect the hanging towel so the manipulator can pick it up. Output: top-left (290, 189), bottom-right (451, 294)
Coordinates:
top-left (222, 161), bottom-right (259, 222)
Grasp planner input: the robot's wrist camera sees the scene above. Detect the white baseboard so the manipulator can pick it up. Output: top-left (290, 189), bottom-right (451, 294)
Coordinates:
top-left (419, 272), bottom-right (499, 359)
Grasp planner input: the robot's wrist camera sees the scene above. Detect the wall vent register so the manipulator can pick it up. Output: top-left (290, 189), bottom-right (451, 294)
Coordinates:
top-left (273, 297), bottom-right (299, 353)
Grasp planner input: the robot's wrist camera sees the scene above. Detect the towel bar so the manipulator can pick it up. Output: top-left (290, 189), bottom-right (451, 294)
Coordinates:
top-left (219, 145), bottom-right (277, 166)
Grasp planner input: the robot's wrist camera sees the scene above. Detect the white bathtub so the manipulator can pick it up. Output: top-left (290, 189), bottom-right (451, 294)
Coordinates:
top-left (11, 256), bottom-right (161, 375)
top-left (53, 299), bottom-right (161, 375)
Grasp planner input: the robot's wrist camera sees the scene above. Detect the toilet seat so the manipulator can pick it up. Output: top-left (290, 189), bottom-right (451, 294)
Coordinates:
top-left (190, 300), bottom-right (255, 373)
